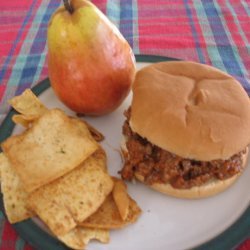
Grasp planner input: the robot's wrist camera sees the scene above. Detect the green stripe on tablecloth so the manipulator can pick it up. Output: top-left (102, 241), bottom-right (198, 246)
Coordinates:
top-left (15, 237), bottom-right (25, 250)
top-left (0, 211), bottom-right (5, 246)
top-left (132, 0), bottom-right (140, 54)
top-left (106, 0), bottom-right (121, 28)
top-left (193, 1), bottom-right (226, 70)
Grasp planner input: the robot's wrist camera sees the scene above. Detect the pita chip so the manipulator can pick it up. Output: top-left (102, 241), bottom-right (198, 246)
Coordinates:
top-left (28, 156), bottom-right (114, 236)
top-left (112, 179), bottom-right (130, 221)
top-left (12, 114), bottom-right (38, 128)
top-left (80, 188), bottom-right (141, 229)
top-left (2, 109), bottom-right (98, 192)
top-left (0, 153), bottom-right (34, 223)
top-left (58, 227), bottom-right (109, 250)
top-left (8, 89), bottom-right (47, 116)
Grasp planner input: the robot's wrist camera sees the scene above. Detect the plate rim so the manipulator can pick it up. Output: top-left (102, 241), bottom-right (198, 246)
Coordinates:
top-left (0, 54), bottom-right (249, 250)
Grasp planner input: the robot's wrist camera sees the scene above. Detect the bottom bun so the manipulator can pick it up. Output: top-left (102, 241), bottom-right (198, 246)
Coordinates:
top-left (134, 148), bottom-right (249, 199)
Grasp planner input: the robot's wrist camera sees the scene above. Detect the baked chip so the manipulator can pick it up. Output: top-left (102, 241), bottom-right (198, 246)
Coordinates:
top-left (70, 117), bottom-right (99, 139)
top-left (83, 121), bottom-right (104, 142)
top-left (80, 189), bottom-right (141, 229)
top-left (58, 227), bottom-right (109, 250)
top-left (12, 114), bottom-right (38, 128)
top-left (2, 109), bottom-right (98, 192)
top-left (90, 147), bottom-right (107, 172)
top-left (0, 153), bottom-right (34, 223)
top-left (112, 179), bottom-right (130, 221)
top-left (8, 89), bottom-right (47, 116)
top-left (69, 118), bottom-right (106, 170)
top-left (27, 156), bottom-right (114, 236)
top-left (69, 117), bottom-right (104, 141)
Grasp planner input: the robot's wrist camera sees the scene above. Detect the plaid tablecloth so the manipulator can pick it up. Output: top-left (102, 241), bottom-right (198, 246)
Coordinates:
top-left (0, 0), bottom-right (250, 249)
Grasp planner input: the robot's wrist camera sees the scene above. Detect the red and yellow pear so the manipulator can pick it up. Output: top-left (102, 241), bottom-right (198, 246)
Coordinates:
top-left (48, 0), bottom-right (136, 115)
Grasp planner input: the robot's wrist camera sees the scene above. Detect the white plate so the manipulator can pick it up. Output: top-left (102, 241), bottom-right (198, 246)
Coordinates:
top-left (12, 62), bottom-right (250, 250)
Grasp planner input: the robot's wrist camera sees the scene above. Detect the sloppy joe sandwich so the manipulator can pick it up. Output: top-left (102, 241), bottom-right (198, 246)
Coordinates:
top-left (120, 61), bottom-right (250, 199)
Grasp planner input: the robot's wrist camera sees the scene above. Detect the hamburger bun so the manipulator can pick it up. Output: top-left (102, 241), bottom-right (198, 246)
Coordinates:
top-left (130, 61), bottom-right (250, 161)
top-left (122, 61), bottom-right (250, 199)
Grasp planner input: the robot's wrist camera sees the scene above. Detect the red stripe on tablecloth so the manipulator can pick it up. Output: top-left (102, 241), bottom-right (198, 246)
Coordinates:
top-left (138, 0), bottom-right (198, 60)
top-left (0, 13), bottom-right (28, 24)
top-left (0, 221), bottom-right (18, 250)
top-left (23, 243), bottom-right (34, 250)
top-left (237, 239), bottom-right (250, 250)
top-left (229, 0), bottom-right (250, 44)
top-left (0, 0), bottom-right (36, 57)
top-left (138, 7), bottom-right (187, 18)
top-left (141, 36), bottom-right (196, 49)
top-left (0, 0), bottom-right (43, 57)
top-left (137, 2), bottom-right (193, 40)
top-left (139, 24), bottom-right (193, 37)
top-left (0, 17), bottom-right (24, 57)
top-left (0, 1), bottom-right (32, 8)
top-left (92, 0), bottom-right (107, 13)
top-left (138, 16), bottom-right (197, 23)
top-left (0, 85), bottom-right (6, 102)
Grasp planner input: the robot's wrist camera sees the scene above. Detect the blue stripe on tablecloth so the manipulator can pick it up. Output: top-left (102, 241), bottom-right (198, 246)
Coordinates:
top-left (183, 0), bottom-right (205, 63)
top-left (202, 1), bottom-right (247, 86)
top-left (120, 0), bottom-right (133, 48)
top-left (15, 0), bottom-right (60, 95)
top-left (193, 1), bottom-right (226, 70)
top-left (0, 0), bottom-right (38, 84)
top-left (107, 0), bottom-right (138, 53)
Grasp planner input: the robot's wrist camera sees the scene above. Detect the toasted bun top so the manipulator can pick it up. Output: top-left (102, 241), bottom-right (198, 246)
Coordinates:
top-left (130, 61), bottom-right (250, 161)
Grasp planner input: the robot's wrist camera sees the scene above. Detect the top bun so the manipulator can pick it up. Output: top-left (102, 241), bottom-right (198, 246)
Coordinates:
top-left (130, 61), bottom-right (250, 161)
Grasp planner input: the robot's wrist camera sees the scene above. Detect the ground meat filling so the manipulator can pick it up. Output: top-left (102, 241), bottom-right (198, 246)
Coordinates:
top-left (121, 108), bottom-right (245, 189)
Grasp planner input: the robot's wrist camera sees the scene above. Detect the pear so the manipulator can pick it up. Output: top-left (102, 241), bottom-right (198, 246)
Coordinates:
top-left (48, 0), bottom-right (136, 115)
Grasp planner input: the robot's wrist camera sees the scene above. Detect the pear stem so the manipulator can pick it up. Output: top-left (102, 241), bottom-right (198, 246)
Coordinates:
top-left (63, 0), bottom-right (74, 14)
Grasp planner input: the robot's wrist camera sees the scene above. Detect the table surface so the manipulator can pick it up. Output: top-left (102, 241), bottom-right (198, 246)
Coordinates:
top-left (0, 0), bottom-right (250, 249)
